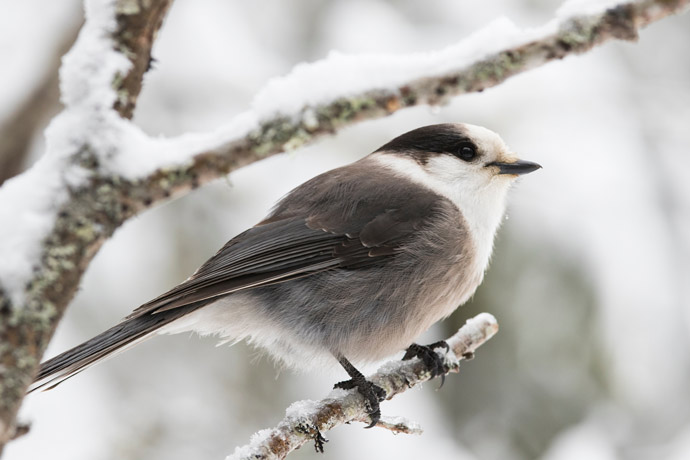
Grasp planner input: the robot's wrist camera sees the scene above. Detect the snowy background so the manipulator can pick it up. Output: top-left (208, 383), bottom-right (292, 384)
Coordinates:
top-left (2, 0), bottom-right (690, 459)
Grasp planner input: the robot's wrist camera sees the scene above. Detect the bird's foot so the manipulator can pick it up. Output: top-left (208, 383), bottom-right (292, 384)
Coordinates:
top-left (334, 377), bottom-right (386, 428)
top-left (313, 427), bottom-right (328, 453)
top-left (403, 340), bottom-right (449, 388)
top-left (295, 423), bottom-right (328, 453)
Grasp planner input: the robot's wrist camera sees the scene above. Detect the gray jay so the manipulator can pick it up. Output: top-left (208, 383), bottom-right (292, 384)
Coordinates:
top-left (30, 123), bottom-right (540, 425)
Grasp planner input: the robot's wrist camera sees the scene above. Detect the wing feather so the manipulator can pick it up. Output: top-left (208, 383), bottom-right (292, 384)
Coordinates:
top-left (128, 162), bottom-right (447, 319)
top-left (127, 218), bottom-right (381, 318)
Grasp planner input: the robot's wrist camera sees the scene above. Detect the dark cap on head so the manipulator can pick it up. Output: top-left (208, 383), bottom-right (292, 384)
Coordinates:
top-left (374, 124), bottom-right (477, 165)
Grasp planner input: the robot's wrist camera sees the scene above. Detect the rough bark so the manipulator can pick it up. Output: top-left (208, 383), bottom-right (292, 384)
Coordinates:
top-left (0, 0), bottom-right (172, 448)
top-left (112, 0), bottom-right (173, 118)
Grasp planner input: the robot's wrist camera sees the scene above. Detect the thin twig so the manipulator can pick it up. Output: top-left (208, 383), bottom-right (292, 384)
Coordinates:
top-left (228, 313), bottom-right (499, 460)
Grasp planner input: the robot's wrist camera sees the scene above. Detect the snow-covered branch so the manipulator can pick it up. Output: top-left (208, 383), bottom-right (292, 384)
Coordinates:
top-left (0, 0), bottom-right (687, 449)
top-left (228, 313), bottom-right (499, 460)
top-left (0, 0), bottom-right (172, 446)
top-left (111, 0), bottom-right (173, 118)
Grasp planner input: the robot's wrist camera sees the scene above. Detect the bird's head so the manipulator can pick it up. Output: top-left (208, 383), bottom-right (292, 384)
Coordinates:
top-left (372, 122), bottom-right (541, 240)
top-left (374, 122), bottom-right (541, 194)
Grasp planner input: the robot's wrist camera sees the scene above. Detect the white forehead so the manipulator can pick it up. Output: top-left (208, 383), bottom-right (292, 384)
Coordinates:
top-left (461, 123), bottom-right (511, 158)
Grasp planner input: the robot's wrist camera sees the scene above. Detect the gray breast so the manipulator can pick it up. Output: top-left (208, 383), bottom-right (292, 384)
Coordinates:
top-left (248, 197), bottom-right (478, 363)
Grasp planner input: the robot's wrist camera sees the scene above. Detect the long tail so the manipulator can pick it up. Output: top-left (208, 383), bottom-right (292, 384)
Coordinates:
top-left (29, 306), bottom-right (197, 393)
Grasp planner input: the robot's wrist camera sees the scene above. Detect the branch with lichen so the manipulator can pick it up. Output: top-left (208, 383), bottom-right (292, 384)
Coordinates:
top-left (0, 0), bottom-right (687, 450)
top-left (228, 313), bottom-right (498, 460)
top-left (0, 0), bottom-right (173, 448)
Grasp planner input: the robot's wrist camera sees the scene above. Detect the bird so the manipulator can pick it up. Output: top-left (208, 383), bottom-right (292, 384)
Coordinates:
top-left (30, 123), bottom-right (541, 425)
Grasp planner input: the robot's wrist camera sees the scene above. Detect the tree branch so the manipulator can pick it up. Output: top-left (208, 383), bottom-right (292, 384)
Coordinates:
top-left (0, 0), bottom-right (687, 450)
top-left (112, 0), bottom-right (173, 118)
top-left (0, 0), bottom-right (171, 448)
top-left (228, 313), bottom-right (499, 460)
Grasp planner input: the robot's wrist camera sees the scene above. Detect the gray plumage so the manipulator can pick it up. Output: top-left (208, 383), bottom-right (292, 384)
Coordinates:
top-left (31, 123), bottom-right (540, 392)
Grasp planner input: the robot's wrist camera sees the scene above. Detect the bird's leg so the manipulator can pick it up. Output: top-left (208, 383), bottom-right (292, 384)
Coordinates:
top-left (402, 340), bottom-right (449, 388)
top-left (333, 355), bottom-right (386, 428)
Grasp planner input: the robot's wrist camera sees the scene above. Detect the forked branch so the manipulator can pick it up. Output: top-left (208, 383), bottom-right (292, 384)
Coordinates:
top-left (0, 0), bottom-right (687, 450)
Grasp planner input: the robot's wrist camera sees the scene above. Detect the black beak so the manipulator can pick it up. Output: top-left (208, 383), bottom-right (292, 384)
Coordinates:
top-left (486, 159), bottom-right (542, 175)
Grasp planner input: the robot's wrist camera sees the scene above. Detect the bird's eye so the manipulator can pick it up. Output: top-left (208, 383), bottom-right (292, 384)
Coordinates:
top-left (458, 144), bottom-right (477, 162)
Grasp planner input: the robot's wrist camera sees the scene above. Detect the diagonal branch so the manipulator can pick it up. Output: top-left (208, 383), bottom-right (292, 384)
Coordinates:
top-left (0, 0), bottom-right (687, 450)
top-left (228, 313), bottom-right (499, 460)
top-left (0, 0), bottom-right (172, 447)
top-left (112, 0), bottom-right (173, 118)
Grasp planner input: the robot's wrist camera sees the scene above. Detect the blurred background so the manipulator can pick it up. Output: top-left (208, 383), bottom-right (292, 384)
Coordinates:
top-left (2, 0), bottom-right (690, 459)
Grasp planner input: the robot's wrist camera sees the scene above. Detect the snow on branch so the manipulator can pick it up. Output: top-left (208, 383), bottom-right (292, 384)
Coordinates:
top-left (0, 0), bottom-right (687, 449)
top-left (228, 313), bottom-right (499, 460)
top-left (0, 0), bottom-right (171, 446)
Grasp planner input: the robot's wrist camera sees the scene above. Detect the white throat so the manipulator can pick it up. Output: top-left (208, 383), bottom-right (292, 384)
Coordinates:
top-left (371, 153), bottom-right (511, 274)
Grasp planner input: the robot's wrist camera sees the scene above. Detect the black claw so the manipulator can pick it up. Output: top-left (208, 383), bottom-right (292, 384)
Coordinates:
top-left (296, 423), bottom-right (329, 453)
top-left (333, 379), bottom-right (355, 390)
top-left (431, 340), bottom-right (450, 353)
top-left (335, 356), bottom-right (387, 427)
top-left (365, 407), bottom-right (381, 429)
top-left (313, 427), bottom-right (328, 453)
top-left (403, 340), bottom-right (449, 388)
top-left (334, 377), bottom-right (386, 427)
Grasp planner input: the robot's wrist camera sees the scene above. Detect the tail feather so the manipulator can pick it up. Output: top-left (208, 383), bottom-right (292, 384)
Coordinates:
top-left (30, 306), bottom-right (197, 393)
